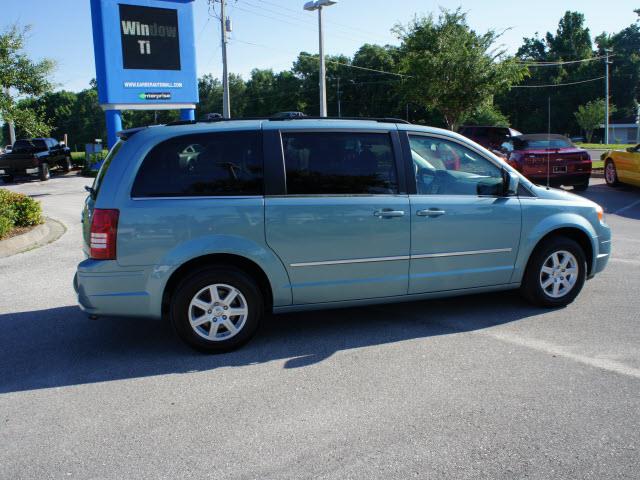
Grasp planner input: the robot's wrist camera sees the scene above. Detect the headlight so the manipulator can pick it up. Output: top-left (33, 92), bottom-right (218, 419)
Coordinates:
top-left (595, 204), bottom-right (605, 223)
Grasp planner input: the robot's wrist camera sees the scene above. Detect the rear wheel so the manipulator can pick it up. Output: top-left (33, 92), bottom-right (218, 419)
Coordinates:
top-left (604, 159), bottom-right (619, 187)
top-left (38, 162), bottom-right (50, 181)
top-left (170, 267), bottom-right (263, 353)
top-left (521, 236), bottom-right (587, 308)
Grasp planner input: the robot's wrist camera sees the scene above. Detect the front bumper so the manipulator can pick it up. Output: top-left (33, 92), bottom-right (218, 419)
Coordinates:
top-left (74, 259), bottom-right (157, 318)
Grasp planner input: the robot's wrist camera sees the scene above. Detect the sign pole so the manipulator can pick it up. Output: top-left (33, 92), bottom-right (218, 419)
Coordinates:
top-left (105, 110), bottom-right (122, 149)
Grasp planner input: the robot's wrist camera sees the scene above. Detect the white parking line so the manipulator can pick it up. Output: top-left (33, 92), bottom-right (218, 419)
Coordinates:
top-left (614, 198), bottom-right (640, 215)
top-left (485, 330), bottom-right (640, 380)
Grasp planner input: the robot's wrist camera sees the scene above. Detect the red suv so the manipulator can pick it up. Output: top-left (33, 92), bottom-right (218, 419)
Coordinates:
top-left (503, 134), bottom-right (591, 191)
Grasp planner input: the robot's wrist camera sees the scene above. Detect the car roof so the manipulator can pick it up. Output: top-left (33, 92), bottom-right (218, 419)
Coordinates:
top-left (121, 118), bottom-right (465, 143)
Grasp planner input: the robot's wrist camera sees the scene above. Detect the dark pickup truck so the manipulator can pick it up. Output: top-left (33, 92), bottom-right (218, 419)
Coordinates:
top-left (0, 138), bottom-right (72, 182)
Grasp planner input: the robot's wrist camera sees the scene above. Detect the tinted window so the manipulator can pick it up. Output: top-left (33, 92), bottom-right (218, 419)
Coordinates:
top-left (12, 139), bottom-right (47, 153)
top-left (132, 131), bottom-right (262, 197)
top-left (93, 141), bottom-right (123, 198)
top-left (282, 132), bottom-right (397, 195)
top-left (409, 135), bottom-right (503, 196)
top-left (513, 137), bottom-right (573, 150)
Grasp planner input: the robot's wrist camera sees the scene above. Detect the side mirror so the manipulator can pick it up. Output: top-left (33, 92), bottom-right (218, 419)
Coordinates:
top-left (503, 169), bottom-right (519, 196)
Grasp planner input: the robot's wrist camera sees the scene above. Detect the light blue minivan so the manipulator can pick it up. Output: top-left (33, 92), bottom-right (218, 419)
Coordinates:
top-left (75, 118), bottom-right (611, 352)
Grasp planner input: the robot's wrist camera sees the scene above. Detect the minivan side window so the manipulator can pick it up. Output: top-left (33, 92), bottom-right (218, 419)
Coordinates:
top-left (409, 135), bottom-right (503, 196)
top-left (131, 131), bottom-right (262, 197)
top-left (282, 132), bottom-right (397, 195)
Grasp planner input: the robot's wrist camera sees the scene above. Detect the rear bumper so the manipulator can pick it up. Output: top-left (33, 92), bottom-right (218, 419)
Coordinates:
top-left (528, 173), bottom-right (590, 187)
top-left (74, 259), bottom-right (158, 318)
top-left (0, 167), bottom-right (39, 175)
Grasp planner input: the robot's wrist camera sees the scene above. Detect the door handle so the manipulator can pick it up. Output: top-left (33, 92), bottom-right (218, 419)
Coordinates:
top-left (373, 208), bottom-right (405, 218)
top-left (416, 208), bottom-right (446, 217)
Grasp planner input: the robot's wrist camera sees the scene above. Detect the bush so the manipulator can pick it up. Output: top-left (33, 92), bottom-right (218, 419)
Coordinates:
top-left (0, 215), bottom-right (12, 239)
top-left (0, 189), bottom-right (43, 237)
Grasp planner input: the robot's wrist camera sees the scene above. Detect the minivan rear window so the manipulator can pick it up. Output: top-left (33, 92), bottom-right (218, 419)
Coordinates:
top-left (131, 131), bottom-right (262, 197)
top-left (92, 140), bottom-right (123, 198)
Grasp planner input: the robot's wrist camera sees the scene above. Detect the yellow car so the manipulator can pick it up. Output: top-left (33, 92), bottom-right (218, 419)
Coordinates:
top-left (603, 145), bottom-right (640, 187)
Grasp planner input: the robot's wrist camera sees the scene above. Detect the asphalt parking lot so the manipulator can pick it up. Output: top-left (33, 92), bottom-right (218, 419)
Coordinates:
top-left (1, 174), bottom-right (639, 479)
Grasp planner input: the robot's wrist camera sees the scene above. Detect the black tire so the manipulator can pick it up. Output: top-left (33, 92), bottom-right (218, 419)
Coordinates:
top-left (521, 236), bottom-right (587, 308)
top-left (62, 155), bottom-right (72, 173)
top-left (573, 180), bottom-right (589, 192)
top-left (170, 266), bottom-right (263, 353)
top-left (39, 162), bottom-right (50, 181)
top-left (604, 159), bottom-right (620, 187)
top-left (3, 175), bottom-right (14, 183)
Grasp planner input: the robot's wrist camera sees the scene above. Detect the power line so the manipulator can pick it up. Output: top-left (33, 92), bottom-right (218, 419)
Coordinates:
top-left (517, 55), bottom-right (610, 67)
top-left (231, 38), bottom-right (409, 77)
top-left (511, 76), bottom-right (605, 88)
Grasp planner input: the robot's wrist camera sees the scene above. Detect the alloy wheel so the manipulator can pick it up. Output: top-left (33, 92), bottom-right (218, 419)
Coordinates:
top-left (188, 283), bottom-right (249, 341)
top-left (539, 250), bottom-right (578, 299)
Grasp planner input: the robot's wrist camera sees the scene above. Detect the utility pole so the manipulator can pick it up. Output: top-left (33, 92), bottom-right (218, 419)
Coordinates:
top-left (604, 49), bottom-right (612, 145)
top-left (336, 77), bottom-right (341, 117)
top-left (220, 0), bottom-right (231, 118)
top-left (4, 87), bottom-right (15, 145)
top-left (304, 1), bottom-right (337, 117)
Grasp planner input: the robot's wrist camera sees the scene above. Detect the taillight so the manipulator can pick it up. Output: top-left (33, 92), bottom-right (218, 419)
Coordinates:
top-left (90, 209), bottom-right (119, 260)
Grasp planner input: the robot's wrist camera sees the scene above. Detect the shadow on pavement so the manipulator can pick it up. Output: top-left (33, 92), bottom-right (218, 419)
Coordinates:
top-left (577, 182), bottom-right (640, 220)
top-left (0, 291), bottom-right (546, 394)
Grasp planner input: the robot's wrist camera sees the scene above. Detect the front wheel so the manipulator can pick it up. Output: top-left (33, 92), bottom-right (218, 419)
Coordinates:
top-left (170, 267), bottom-right (263, 353)
top-left (604, 160), bottom-right (619, 187)
top-left (573, 180), bottom-right (589, 192)
top-left (521, 237), bottom-right (587, 308)
top-left (62, 155), bottom-right (72, 172)
top-left (39, 162), bottom-right (50, 181)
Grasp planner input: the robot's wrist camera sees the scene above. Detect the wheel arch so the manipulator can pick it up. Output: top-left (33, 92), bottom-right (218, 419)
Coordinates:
top-left (526, 226), bottom-right (595, 276)
top-left (161, 253), bottom-right (274, 317)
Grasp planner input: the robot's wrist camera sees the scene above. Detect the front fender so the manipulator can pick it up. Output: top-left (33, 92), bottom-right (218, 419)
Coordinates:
top-left (512, 212), bottom-right (598, 283)
top-left (146, 234), bottom-right (292, 317)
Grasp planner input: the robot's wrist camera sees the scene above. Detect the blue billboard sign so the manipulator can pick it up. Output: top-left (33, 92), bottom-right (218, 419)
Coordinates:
top-left (90, 0), bottom-right (199, 146)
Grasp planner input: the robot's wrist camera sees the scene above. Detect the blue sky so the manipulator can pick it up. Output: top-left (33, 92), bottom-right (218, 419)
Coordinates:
top-left (4, 0), bottom-right (638, 92)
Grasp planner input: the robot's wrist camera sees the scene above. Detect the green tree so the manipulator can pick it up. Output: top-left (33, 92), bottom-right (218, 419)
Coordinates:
top-left (0, 25), bottom-right (55, 139)
top-left (394, 9), bottom-right (527, 130)
top-left (574, 98), bottom-right (615, 142)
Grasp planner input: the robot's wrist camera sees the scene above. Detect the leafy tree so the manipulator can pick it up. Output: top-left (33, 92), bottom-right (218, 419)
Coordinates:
top-left (574, 98), bottom-right (615, 142)
top-left (0, 25), bottom-right (55, 139)
top-left (596, 24), bottom-right (640, 117)
top-left (394, 9), bottom-right (527, 130)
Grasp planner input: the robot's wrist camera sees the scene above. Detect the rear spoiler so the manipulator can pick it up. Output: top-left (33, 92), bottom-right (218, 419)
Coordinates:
top-left (116, 126), bottom-right (148, 141)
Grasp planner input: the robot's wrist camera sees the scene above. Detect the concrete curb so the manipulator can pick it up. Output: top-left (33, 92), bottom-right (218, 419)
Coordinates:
top-left (0, 217), bottom-right (66, 258)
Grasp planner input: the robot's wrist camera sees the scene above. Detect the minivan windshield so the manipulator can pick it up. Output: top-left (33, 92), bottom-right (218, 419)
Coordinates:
top-left (91, 141), bottom-right (123, 199)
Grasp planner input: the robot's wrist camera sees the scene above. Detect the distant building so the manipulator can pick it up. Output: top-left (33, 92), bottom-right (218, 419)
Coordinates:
top-left (601, 117), bottom-right (639, 144)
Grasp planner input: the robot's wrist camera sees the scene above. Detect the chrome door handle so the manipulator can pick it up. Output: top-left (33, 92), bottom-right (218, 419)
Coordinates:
top-left (416, 208), bottom-right (446, 217)
top-left (373, 209), bottom-right (405, 218)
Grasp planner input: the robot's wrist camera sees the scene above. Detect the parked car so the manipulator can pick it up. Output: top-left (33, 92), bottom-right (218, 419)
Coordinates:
top-left (458, 125), bottom-right (522, 152)
top-left (602, 144), bottom-right (640, 188)
top-left (74, 118), bottom-right (610, 353)
top-left (0, 138), bottom-right (72, 182)
top-left (501, 134), bottom-right (592, 191)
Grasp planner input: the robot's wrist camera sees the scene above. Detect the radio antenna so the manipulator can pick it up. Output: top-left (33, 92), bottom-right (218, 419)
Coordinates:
top-left (546, 96), bottom-right (551, 189)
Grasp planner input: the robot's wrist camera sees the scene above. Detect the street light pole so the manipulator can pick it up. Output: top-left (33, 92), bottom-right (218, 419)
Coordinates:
top-left (217, 0), bottom-right (231, 118)
top-left (304, 0), bottom-right (337, 117)
top-left (604, 49), bottom-right (612, 145)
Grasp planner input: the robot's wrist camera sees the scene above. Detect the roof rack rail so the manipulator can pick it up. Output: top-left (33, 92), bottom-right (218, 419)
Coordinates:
top-left (267, 115), bottom-right (410, 124)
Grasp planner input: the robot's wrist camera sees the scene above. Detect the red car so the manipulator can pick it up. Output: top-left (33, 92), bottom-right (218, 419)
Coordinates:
top-left (502, 134), bottom-right (592, 191)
